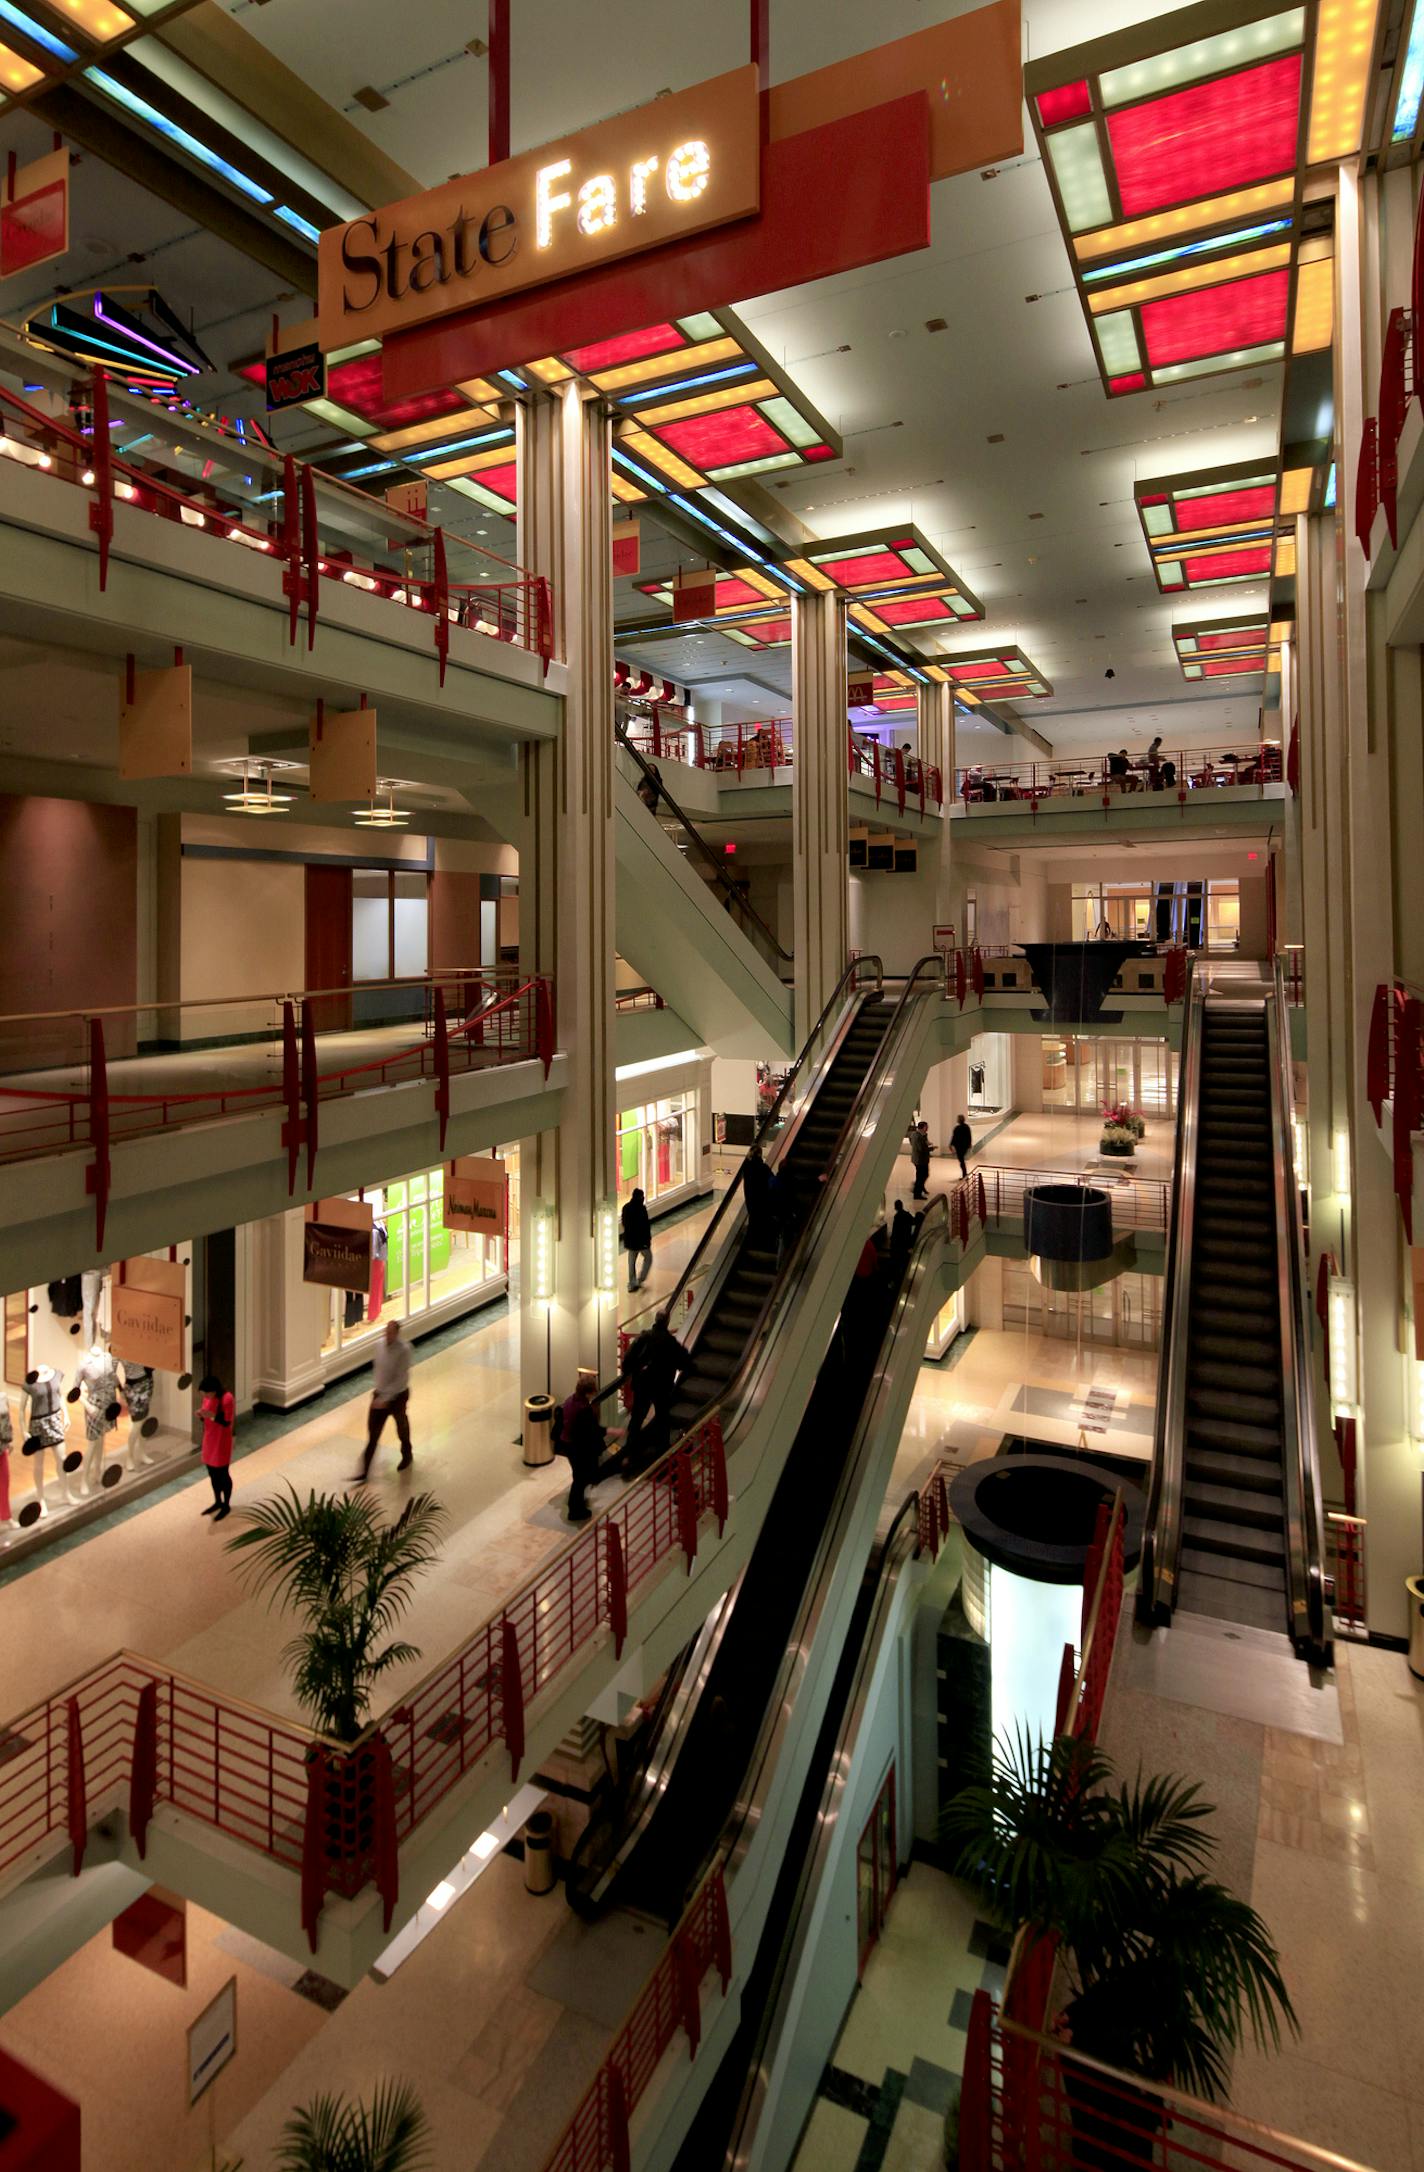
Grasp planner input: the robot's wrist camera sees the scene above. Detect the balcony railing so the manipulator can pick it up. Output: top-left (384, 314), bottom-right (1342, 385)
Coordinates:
top-left (615, 710), bottom-right (943, 809)
top-left (0, 967), bottom-right (554, 1249)
top-left (0, 368), bottom-right (553, 667)
top-left (956, 742), bottom-right (1282, 807)
top-left (976, 1162), bottom-right (1169, 1233)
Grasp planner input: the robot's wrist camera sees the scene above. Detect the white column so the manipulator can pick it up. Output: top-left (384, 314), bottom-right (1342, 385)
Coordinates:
top-left (516, 384), bottom-right (616, 1405)
top-left (791, 590), bottom-right (848, 1045)
top-left (918, 678), bottom-right (957, 937)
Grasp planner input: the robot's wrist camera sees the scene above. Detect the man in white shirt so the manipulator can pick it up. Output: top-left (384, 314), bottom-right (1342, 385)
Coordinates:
top-left (354, 1319), bottom-right (414, 1481)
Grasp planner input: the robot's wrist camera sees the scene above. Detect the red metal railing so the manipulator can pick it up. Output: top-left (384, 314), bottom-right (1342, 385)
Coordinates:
top-left (955, 742), bottom-right (1282, 806)
top-left (1378, 305), bottom-right (1416, 548)
top-left (0, 371), bottom-right (553, 667)
top-left (616, 711), bottom-right (944, 809)
top-left (1356, 415), bottom-right (1381, 557)
top-left (1366, 978), bottom-right (1423, 1240)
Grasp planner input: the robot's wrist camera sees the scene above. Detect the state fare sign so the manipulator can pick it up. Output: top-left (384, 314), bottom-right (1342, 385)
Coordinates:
top-left (316, 67), bottom-right (758, 350)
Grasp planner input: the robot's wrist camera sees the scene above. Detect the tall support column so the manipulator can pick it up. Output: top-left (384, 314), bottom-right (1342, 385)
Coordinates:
top-left (918, 679), bottom-right (956, 933)
top-left (791, 591), bottom-right (848, 1044)
top-left (516, 385), bottom-right (616, 1406)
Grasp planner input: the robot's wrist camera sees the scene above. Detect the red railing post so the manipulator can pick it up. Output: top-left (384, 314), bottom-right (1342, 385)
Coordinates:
top-left (676, 1929), bottom-right (703, 2059)
top-left (535, 977), bottom-right (555, 1078)
top-left (959, 1989), bottom-right (993, 2172)
top-left (1394, 993), bottom-right (1421, 1241)
top-left (281, 453), bottom-right (301, 645)
top-left (66, 1694), bottom-right (86, 1876)
top-left (300, 460), bottom-right (320, 649)
top-left (1356, 416), bottom-right (1380, 557)
top-left (605, 1521), bottom-right (628, 1658)
top-left (371, 1731), bottom-right (399, 1932)
top-left (607, 2066), bottom-right (631, 2172)
top-left (955, 950), bottom-right (967, 1011)
top-left (433, 525), bottom-right (450, 686)
top-left (432, 985), bottom-right (450, 1151)
top-left (873, 739), bottom-right (882, 808)
top-left (975, 1171), bottom-right (987, 1224)
top-left (86, 1016), bottom-right (110, 1252)
top-left (676, 1444), bottom-right (699, 1569)
top-left (300, 999), bottom-right (319, 1189)
top-left (129, 1677), bottom-right (158, 1859)
top-left (707, 1414), bottom-right (728, 1536)
top-left (281, 999), bottom-right (302, 1195)
top-left (970, 945), bottom-right (984, 1002)
top-left (1054, 1638), bottom-right (1077, 1734)
top-left (300, 1747), bottom-right (327, 1954)
top-left (1367, 982), bottom-right (1391, 1123)
top-left (710, 1865), bottom-right (732, 1992)
top-left (87, 366), bottom-right (113, 589)
top-left (500, 1617), bottom-right (525, 1781)
top-left (535, 575), bottom-right (554, 670)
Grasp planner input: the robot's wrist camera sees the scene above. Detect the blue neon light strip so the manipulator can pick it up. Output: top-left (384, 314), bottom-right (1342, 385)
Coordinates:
top-left (854, 628), bottom-right (928, 680)
top-left (1396, 2), bottom-right (1424, 137)
top-left (46, 313), bottom-right (185, 378)
top-left (495, 369), bottom-right (526, 390)
top-left (612, 446), bottom-right (666, 494)
top-left (1083, 218), bottom-right (1291, 284)
top-left (619, 360), bottom-right (759, 407)
top-left (273, 205), bottom-right (321, 243)
top-left (411, 425), bottom-right (514, 463)
top-left (0, 1), bottom-right (73, 58)
top-left (666, 491), bottom-right (777, 562)
top-left (85, 69), bottom-right (273, 204)
top-left (1324, 461), bottom-right (1337, 508)
top-left (1151, 527), bottom-right (1276, 551)
top-left (339, 459), bottom-right (399, 479)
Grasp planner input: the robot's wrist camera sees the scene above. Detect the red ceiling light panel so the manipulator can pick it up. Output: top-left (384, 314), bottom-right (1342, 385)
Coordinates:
top-left (1023, 0), bottom-right (1322, 397)
top-left (1173, 614), bottom-right (1282, 682)
top-left (1137, 462), bottom-right (1288, 592)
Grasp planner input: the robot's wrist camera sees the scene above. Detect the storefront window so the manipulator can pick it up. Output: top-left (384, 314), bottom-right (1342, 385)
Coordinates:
top-left (1040, 1035), bottom-right (1177, 1116)
top-left (1003, 1260), bottom-right (1162, 1347)
top-left (616, 1095), bottom-right (696, 1207)
top-left (319, 1154), bottom-right (512, 1362)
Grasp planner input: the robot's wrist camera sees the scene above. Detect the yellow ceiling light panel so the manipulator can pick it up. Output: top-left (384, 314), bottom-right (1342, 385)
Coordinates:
top-left (1278, 467), bottom-right (1312, 514)
top-left (885, 669), bottom-right (912, 688)
top-left (423, 454), bottom-right (482, 481)
top-left (0, 41), bottom-right (42, 90)
top-left (925, 664), bottom-right (951, 682)
top-left (1269, 618), bottom-right (1292, 640)
top-left (423, 442), bottom-right (514, 482)
top-left (1088, 243), bottom-right (1291, 315)
top-left (371, 406), bottom-right (496, 453)
top-left (619, 429), bottom-right (703, 489)
top-left (782, 556), bottom-right (837, 591)
top-left (1275, 535), bottom-right (1298, 576)
top-left (54, 0), bottom-right (134, 35)
top-left (958, 689), bottom-right (981, 706)
top-left (1158, 517), bottom-right (1284, 549)
top-left (525, 357), bottom-right (571, 383)
top-left (849, 601), bottom-right (889, 633)
top-left (1073, 179), bottom-right (1295, 261)
top-left (1291, 255), bottom-right (1334, 351)
top-left (589, 337), bottom-right (742, 393)
top-left (610, 469), bottom-right (645, 503)
top-left (1308, 0), bottom-right (1381, 162)
top-left (635, 378), bottom-right (778, 427)
top-left (735, 565), bottom-right (786, 601)
top-left (456, 376), bottom-right (503, 403)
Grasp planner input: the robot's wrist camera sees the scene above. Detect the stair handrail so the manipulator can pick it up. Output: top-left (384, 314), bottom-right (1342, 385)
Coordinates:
top-left (1136, 952), bottom-right (1203, 1625)
top-left (595, 952), bottom-right (884, 1402)
top-left (613, 716), bottom-right (794, 969)
top-left (1271, 959), bottom-right (1331, 1663)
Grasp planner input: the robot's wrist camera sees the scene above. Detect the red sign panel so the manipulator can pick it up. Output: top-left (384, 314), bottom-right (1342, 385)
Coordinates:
top-left (1, 150), bottom-right (69, 281)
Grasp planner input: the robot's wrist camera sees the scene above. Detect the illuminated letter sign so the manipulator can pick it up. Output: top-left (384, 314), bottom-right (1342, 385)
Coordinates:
top-left (316, 66), bottom-right (758, 349)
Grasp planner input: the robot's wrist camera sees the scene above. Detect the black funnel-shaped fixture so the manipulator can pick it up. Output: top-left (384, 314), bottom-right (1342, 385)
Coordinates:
top-left (1019, 940), bottom-right (1153, 1023)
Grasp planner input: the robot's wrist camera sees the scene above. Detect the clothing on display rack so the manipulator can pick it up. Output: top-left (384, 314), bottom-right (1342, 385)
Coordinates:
top-left (969, 1062), bottom-right (986, 1098)
top-left (368, 1218), bottom-right (388, 1323)
top-left (46, 1275), bottom-right (82, 1319)
top-left (343, 1286), bottom-right (366, 1329)
top-left (120, 1362), bottom-right (155, 1430)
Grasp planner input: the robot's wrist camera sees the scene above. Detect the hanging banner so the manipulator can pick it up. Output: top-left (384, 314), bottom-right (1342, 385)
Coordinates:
top-left (385, 478), bottom-right (427, 545)
top-left (316, 66), bottom-right (759, 350)
top-left (444, 1156), bottom-right (507, 1237)
top-left (308, 703), bottom-right (378, 804)
top-left (303, 1197), bottom-right (374, 1291)
top-left (848, 672), bottom-right (876, 710)
top-left (612, 519), bottom-right (641, 577)
top-left (1, 148), bottom-right (69, 281)
top-left (672, 567), bottom-right (716, 623)
top-left (119, 661), bottom-right (192, 781)
top-left (265, 340), bottom-right (326, 411)
top-left (111, 1257), bottom-right (186, 1373)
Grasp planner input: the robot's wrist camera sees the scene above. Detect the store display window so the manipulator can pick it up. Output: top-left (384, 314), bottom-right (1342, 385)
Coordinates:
top-left (616, 1095), bottom-right (697, 1209)
top-left (1003, 1260), bottom-right (1162, 1349)
top-left (319, 1156), bottom-right (512, 1363)
top-left (1, 1253), bottom-right (194, 1546)
top-left (1071, 878), bottom-right (1240, 951)
top-left (1040, 1035), bottom-right (1177, 1117)
top-left (965, 1033), bottom-right (1010, 1116)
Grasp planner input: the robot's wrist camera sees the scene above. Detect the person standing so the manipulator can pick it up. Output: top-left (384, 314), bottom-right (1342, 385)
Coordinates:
top-left (618, 1312), bottom-right (690, 1476)
top-left (198, 1374), bottom-right (235, 1521)
top-left (559, 1370), bottom-right (608, 1523)
top-left (621, 1186), bottom-right (653, 1292)
top-left (355, 1319), bottom-right (413, 1482)
top-left (950, 1112), bottom-right (973, 1181)
top-left (910, 1120), bottom-right (932, 1201)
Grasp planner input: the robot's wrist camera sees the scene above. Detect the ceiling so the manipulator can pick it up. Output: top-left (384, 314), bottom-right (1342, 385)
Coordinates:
top-left (0, 0), bottom-right (1361, 752)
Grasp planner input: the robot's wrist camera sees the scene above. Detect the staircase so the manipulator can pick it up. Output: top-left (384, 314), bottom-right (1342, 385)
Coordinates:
top-left (1177, 1000), bottom-right (1289, 1633)
top-left (667, 996), bottom-right (892, 1435)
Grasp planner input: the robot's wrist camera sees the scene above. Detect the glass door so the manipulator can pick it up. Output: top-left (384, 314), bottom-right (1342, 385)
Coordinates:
top-left (856, 1768), bottom-right (898, 1975)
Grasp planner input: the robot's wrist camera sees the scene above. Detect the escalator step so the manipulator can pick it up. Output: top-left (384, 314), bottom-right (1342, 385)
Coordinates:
top-left (1175, 1565), bottom-right (1287, 1633)
top-left (1182, 1513), bottom-right (1286, 1569)
top-left (1191, 1299), bottom-right (1275, 1331)
top-left (1189, 1385), bottom-right (1283, 1429)
top-left (1192, 1259), bottom-right (1274, 1288)
top-left (1188, 1415), bottom-right (1285, 1456)
top-left (1184, 1477), bottom-right (1285, 1527)
top-left (1191, 1358), bottom-right (1281, 1395)
top-left (1186, 1448), bottom-right (1286, 1494)
top-left (1193, 1332), bottom-right (1278, 1365)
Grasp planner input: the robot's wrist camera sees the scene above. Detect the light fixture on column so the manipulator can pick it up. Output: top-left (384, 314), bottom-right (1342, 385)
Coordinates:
top-left (595, 1200), bottom-right (618, 1297)
top-left (1332, 1126), bottom-right (1350, 1196)
top-left (1292, 1115), bottom-right (1308, 1185)
top-left (529, 1203), bottom-right (555, 1306)
top-left (353, 781), bottom-right (410, 828)
top-left (1409, 1353), bottom-right (1424, 1445)
top-left (1327, 1274), bottom-right (1357, 1411)
top-left (222, 762), bottom-right (293, 815)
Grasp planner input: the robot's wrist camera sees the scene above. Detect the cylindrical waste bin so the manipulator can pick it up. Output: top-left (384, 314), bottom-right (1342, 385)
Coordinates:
top-left (1407, 1578), bottom-right (1424, 1680)
top-left (523, 1809), bottom-right (557, 1894)
top-left (523, 1393), bottom-right (555, 1469)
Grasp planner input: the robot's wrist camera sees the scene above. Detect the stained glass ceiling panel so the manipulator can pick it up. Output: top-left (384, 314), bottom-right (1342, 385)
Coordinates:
top-left (1135, 461), bottom-right (1291, 592)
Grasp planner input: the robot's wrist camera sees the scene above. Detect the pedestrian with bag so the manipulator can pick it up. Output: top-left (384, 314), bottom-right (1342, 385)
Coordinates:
top-left (354, 1318), bottom-right (413, 1482)
top-left (621, 1186), bottom-right (653, 1292)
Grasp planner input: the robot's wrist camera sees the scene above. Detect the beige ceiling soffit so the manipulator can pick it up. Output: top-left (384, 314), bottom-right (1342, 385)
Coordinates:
top-left (160, 3), bottom-right (421, 209)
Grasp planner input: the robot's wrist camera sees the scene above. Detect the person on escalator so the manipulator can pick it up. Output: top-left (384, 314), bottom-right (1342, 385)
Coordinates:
top-left (890, 1200), bottom-right (916, 1265)
top-left (637, 762), bottom-right (663, 815)
top-left (558, 1371), bottom-right (609, 1523)
top-left (742, 1141), bottom-right (775, 1249)
top-left (617, 1312), bottom-right (690, 1477)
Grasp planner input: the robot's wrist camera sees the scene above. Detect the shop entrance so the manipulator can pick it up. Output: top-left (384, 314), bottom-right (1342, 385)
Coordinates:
top-left (1040, 1035), bottom-right (1177, 1118)
top-left (856, 1766), bottom-right (898, 1975)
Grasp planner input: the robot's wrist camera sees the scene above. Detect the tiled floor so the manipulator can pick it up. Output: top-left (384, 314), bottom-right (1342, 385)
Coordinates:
top-left (790, 1862), bottom-right (1003, 2172)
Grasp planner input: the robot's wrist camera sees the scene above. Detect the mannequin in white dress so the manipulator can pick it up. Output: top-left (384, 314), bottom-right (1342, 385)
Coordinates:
top-left (22, 1366), bottom-right (69, 1522)
top-left (72, 1342), bottom-right (122, 1496)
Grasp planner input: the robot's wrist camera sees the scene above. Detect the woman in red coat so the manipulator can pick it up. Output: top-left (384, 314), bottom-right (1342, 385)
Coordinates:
top-left (198, 1374), bottom-right (235, 1522)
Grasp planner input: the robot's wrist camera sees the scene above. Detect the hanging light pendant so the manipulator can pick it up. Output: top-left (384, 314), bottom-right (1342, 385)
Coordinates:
top-left (222, 761), bottom-right (293, 815)
top-left (353, 781), bottom-right (410, 828)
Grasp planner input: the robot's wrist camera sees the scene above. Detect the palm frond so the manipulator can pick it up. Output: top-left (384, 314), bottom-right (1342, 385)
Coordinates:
top-left (276, 2080), bottom-right (432, 2171)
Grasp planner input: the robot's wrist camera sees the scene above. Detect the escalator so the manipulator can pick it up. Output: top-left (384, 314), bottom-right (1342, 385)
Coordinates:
top-left (1138, 960), bottom-right (1329, 1662)
top-left (614, 723), bottom-right (796, 1057)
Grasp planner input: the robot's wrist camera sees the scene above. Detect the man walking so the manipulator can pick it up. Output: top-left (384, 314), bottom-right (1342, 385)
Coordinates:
top-left (355, 1318), bottom-right (413, 1481)
top-left (621, 1185), bottom-right (653, 1291)
top-left (910, 1120), bottom-right (932, 1201)
top-left (950, 1112), bottom-right (974, 1182)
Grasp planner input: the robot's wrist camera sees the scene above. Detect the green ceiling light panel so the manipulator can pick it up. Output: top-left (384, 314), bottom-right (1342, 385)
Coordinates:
top-left (1098, 9), bottom-right (1305, 104)
top-left (1046, 122), bottom-right (1113, 231)
top-left (1094, 310), bottom-right (1142, 375)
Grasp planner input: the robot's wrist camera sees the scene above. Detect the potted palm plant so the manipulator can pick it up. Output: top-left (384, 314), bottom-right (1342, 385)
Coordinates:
top-left (277, 2080), bottom-right (431, 2170)
top-left (944, 1733), bottom-right (1295, 2157)
top-left (226, 1486), bottom-right (445, 1871)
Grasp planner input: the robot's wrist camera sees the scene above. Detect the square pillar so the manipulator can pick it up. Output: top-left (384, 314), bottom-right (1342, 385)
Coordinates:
top-left (791, 589), bottom-right (848, 1044)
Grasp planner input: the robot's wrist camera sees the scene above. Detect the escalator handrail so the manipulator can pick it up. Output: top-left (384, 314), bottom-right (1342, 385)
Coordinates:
top-left (614, 717), bottom-right (794, 967)
top-left (595, 950), bottom-right (885, 1404)
top-left (1137, 952), bottom-right (1203, 1624)
top-left (1270, 960), bottom-right (1330, 1662)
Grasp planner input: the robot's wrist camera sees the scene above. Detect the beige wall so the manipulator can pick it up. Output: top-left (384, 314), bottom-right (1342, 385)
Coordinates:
top-left (181, 858), bottom-right (305, 1014)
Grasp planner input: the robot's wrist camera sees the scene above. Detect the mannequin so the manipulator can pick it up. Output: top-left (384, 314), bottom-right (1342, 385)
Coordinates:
top-left (120, 1361), bottom-right (158, 1466)
top-left (80, 1267), bottom-right (105, 1351)
top-left (0, 1392), bottom-right (13, 1537)
top-left (21, 1366), bottom-right (70, 1523)
top-left (71, 1341), bottom-right (122, 1496)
